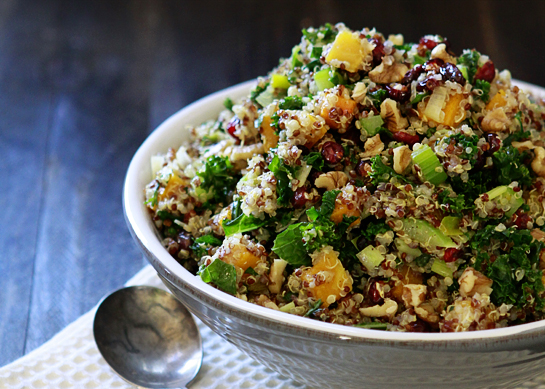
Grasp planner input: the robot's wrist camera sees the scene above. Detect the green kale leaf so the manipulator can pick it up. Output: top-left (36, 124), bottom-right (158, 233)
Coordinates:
top-left (268, 155), bottom-right (297, 206)
top-left (458, 49), bottom-right (480, 83)
top-left (278, 96), bottom-right (304, 110)
top-left (302, 152), bottom-right (324, 171)
top-left (223, 97), bottom-right (234, 111)
top-left (368, 155), bottom-right (412, 185)
top-left (199, 259), bottom-right (237, 295)
top-left (302, 23), bottom-right (337, 45)
top-left (492, 145), bottom-right (533, 187)
top-left (474, 79), bottom-right (491, 102)
top-left (196, 155), bottom-right (239, 205)
top-left (271, 223), bottom-right (311, 266)
top-left (190, 234), bottom-right (223, 258)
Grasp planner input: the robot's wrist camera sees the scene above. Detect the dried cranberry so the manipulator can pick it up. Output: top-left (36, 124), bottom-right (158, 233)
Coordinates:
top-left (371, 38), bottom-right (386, 66)
top-left (402, 64), bottom-right (424, 84)
top-left (406, 319), bottom-right (430, 333)
top-left (321, 141), bottom-right (344, 164)
top-left (419, 37), bottom-right (439, 50)
top-left (386, 84), bottom-right (410, 102)
top-left (226, 117), bottom-right (240, 140)
top-left (424, 58), bottom-right (444, 71)
top-left (368, 280), bottom-right (384, 305)
top-left (356, 235), bottom-right (371, 251)
top-left (486, 133), bottom-right (501, 154)
top-left (177, 232), bottom-right (192, 250)
top-left (355, 160), bottom-right (370, 177)
top-left (416, 77), bottom-right (444, 92)
top-left (440, 62), bottom-right (466, 85)
top-left (291, 187), bottom-right (309, 208)
top-left (297, 145), bottom-right (310, 156)
top-left (474, 61), bottom-right (495, 83)
top-left (443, 248), bottom-right (462, 263)
top-left (393, 131), bottom-right (420, 146)
top-left (513, 211), bottom-right (532, 229)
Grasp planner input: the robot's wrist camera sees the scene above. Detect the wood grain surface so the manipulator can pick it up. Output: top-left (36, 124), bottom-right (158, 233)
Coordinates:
top-left (1, 0), bottom-right (544, 367)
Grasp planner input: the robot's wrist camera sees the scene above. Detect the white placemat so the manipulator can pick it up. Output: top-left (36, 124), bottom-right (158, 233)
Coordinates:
top-left (2, 265), bottom-right (545, 389)
top-left (0, 265), bottom-right (305, 389)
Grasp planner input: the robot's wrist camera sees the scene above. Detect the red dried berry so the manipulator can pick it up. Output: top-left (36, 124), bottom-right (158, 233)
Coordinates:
top-left (486, 133), bottom-right (501, 154)
top-left (513, 211), bottom-right (532, 229)
top-left (474, 61), bottom-right (495, 83)
top-left (226, 117), bottom-right (240, 140)
top-left (393, 131), bottom-right (420, 146)
top-left (355, 160), bottom-right (370, 177)
top-left (424, 58), bottom-right (444, 71)
top-left (321, 141), bottom-right (344, 164)
top-left (291, 187), bottom-right (309, 209)
top-left (402, 64), bottom-right (424, 84)
top-left (419, 37), bottom-right (439, 50)
top-left (440, 62), bottom-right (466, 85)
top-left (371, 38), bottom-right (386, 66)
top-left (386, 84), bottom-right (410, 102)
top-left (368, 280), bottom-right (384, 305)
top-left (443, 248), bottom-right (461, 263)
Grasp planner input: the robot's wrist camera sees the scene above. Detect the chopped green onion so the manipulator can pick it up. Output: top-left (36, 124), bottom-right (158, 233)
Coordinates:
top-left (411, 144), bottom-right (447, 185)
top-left (423, 86), bottom-right (448, 123)
top-left (485, 185), bottom-right (524, 217)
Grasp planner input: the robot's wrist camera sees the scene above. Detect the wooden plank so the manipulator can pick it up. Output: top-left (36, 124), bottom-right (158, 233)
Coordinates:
top-left (24, 0), bottom-right (154, 353)
top-left (0, 0), bottom-right (56, 367)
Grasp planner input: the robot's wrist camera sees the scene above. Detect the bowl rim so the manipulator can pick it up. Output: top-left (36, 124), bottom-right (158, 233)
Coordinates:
top-left (124, 78), bottom-right (545, 343)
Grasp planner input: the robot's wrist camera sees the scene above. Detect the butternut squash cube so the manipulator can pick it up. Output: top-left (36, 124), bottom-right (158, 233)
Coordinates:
top-left (303, 114), bottom-right (328, 148)
top-left (442, 92), bottom-right (465, 128)
top-left (325, 30), bottom-right (365, 73)
top-left (486, 89), bottom-right (506, 110)
top-left (301, 246), bottom-right (353, 307)
top-left (390, 264), bottom-right (424, 302)
top-left (330, 195), bottom-right (360, 226)
top-left (319, 94), bottom-right (357, 131)
top-left (259, 116), bottom-right (279, 152)
top-left (158, 174), bottom-right (188, 202)
top-left (220, 243), bottom-right (261, 272)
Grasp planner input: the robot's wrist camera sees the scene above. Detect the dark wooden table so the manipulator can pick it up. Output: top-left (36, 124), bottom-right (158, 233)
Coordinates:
top-left (1, 0), bottom-right (544, 368)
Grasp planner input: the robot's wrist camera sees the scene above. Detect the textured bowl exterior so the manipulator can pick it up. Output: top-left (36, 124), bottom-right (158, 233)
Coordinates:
top-left (124, 80), bottom-right (545, 389)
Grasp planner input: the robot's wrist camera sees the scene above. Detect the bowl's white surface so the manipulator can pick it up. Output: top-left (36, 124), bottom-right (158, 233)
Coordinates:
top-left (124, 79), bottom-right (545, 389)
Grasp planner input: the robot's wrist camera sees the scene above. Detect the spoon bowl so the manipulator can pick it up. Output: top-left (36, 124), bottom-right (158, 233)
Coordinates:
top-left (93, 285), bottom-right (202, 388)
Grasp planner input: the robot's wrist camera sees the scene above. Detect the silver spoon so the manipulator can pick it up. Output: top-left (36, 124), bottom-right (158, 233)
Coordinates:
top-left (93, 285), bottom-right (203, 388)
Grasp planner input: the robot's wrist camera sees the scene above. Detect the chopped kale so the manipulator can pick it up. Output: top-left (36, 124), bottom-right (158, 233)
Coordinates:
top-left (414, 253), bottom-right (432, 267)
top-left (268, 155), bottom-right (297, 206)
top-left (145, 185), bottom-right (159, 207)
top-left (278, 96), bottom-right (304, 110)
top-left (368, 88), bottom-right (388, 109)
top-left (474, 79), bottom-right (491, 102)
top-left (196, 155), bottom-right (239, 205)
top-left (492, 145), bottom-right (533, 187)
top-left (368, 155), bottom-right (412, 185)
top-left (223, 97), bottom-right (234, 111)
top-left (304, 299), bottom-right (323, 317)
top-left (302, 152), bottom-right (324, 171)
top-left (446, 133), bottom-right (480, 165)
top-left (504, 112), bottom-right (531, 146)
top-left (302, 23), bottom-right (337, 45)
top-left (250, 83), bottom-right (269, 104)
top-left (190, 234), bottom-right (223, 258)
top-left (199, 259), bottom-right (237, 295)
top-left (437, 189), bottom-right (473, 214)
top-left (450, 170), bottom-right (493, 204)
top-left (360, 219), bottom-right (392, 241)
top-left (223, 213), bottom-right (268, 236)
top-left (458, 49), bottom-right (480, 83)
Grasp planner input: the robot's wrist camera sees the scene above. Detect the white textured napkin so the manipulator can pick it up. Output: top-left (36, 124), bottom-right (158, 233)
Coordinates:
top-left (3, 265), bottom-right (545, 389)
top-left (0, 265), bottom-right (305, 389)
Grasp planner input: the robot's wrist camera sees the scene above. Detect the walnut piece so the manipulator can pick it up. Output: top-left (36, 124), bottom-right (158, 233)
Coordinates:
top-left (393, 145), bottom-right (412, 174)
top-left (361, 134), bottom-right (384, 158)
top-left (458, 267), bottom-right (493, 298)
top-left (481, 108), bottom-right (510, 133)
top-left (532, 147), bottom-right (545, 178)
top-left (430, 43), bottom-right (457, 64)
top-left (380, 98), bottom-right (409, 132)
top-left (512, 140), bottom-right (535, 152)
top-left (402, 284), bottom-right (427, 308)
top-left (414, 302), bottom-right (440, 324)
top-left (314, 171), bottom-right (349, 191)
top-left (359, 298), bottom-right (398, 318)
top-left (368, 56), bottom-right (409, 84)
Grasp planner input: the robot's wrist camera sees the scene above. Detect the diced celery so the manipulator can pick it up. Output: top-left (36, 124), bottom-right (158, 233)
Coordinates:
top-left (314, 68), bottom-right (335, 91)
top-left (255, 87), bottom-right (275, 107)
top-left (271, 74), bottom-right (291, 89)
top-left (439, 216), bottom-right (462, 236)
top-left (401, 218), bottom-right (457, 248)
top-left (151, 155), bottom-right (164, 176)
top-left (394, 238), bottom-right (422, 258)
top-left (357, 245), bottom-right (385, 272)
top-left (411, 144), bottom-right (447, 185)
top-left (360, 115), bottom-right (384, 136)
top-left (485, 185), bottom-right (524, 217)
top-left (431, 258), bottom-right (453, 279)
top-left (280, 302), bottom-right (295, 312)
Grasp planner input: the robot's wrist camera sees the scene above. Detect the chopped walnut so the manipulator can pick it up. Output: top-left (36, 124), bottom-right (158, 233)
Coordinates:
top-left (512, 140), bottom-right (535, 152)
top-left (531, 228), bottom-right (545, 242)
top-left (430, 43), bottom-right (457, 64)
top-left (368, 56), bottom-right (409, 84)
top-left (414, 302), bottom-right (440, 324)
top-left (393, 145), bottom-right (412, 174)
top-left (361, 134), bottom-right (384, 158)
top-left (314, 171), bottom-right (349, 191)
top-left (481, 108), bottom-right (510, 133)
top-left (532, 147), bottom-right (545, 178)
top-left (458, 267), bottom-right (493, 298)
top-left (359, 298), bottom-right (398, 318)
top-left (380, 98), bottom-right (409, 132)
top-left (402, 284), bottom-right (427, 308)
top-left (224, 142), bottom-right (265, 162)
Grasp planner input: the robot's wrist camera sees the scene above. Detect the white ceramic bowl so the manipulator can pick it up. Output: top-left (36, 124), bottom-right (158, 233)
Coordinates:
top-left (124, 80), bottom-right (545, 389)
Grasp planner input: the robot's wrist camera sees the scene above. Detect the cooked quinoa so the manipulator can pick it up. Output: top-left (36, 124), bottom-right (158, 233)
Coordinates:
top-left (145, 24), bottom-right (545, 332)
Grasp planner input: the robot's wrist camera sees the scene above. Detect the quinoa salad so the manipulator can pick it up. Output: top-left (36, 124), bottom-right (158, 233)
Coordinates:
top-left (145, 24), bottom-right (545, 332)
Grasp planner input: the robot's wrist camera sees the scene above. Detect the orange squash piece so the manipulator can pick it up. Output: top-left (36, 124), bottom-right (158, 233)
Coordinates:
top-left (158, 174), bottom-right (188, 202)
top-left (220, 244), bottom-right (261, 272)
top-left (259, 116), bottom-right (279, 152)
top-left (319, 95), bottom-right (357, 130)
top-left (442, 93), bottom-right (465, 128)
top-left (390, 264), bottom-right (424, 302)
top-left (330, 195), bottom-right (360, 226)
top-left (301, 247), bottom-right (353, 307)
top-left (486, 89), bottom-right (507, 110)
